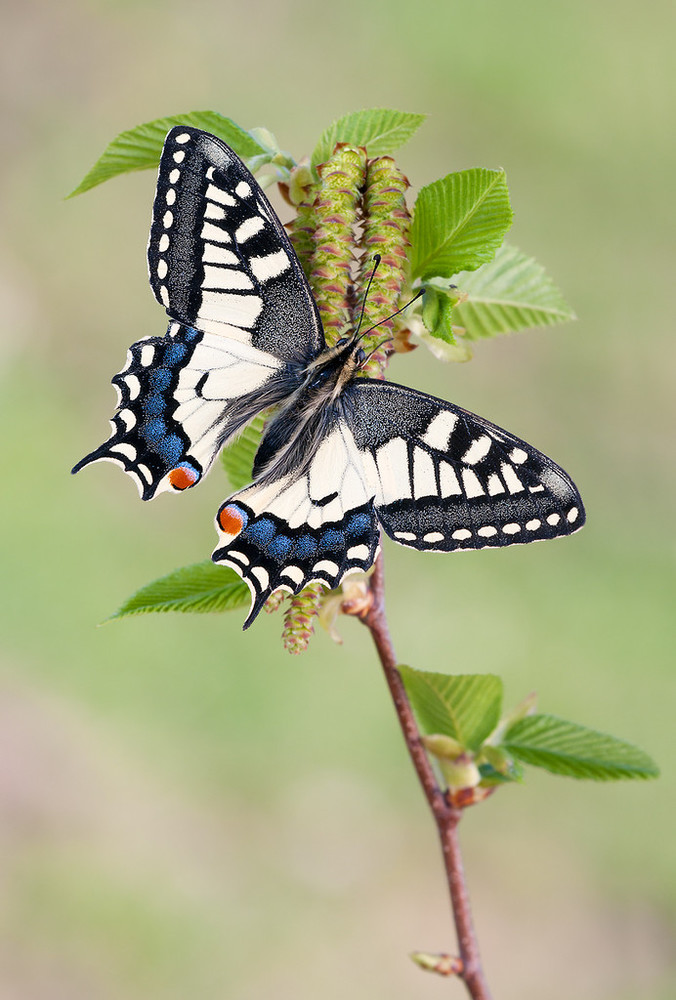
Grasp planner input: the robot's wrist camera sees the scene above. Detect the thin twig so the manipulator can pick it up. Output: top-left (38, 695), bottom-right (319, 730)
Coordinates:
top-left (361, 553), bottom-right (444, 815)
top-left (360, 550), bottom-right (493, 1000)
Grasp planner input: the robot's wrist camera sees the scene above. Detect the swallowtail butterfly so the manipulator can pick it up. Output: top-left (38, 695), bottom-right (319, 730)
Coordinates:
top-left (73, 126), bottom-right (585, 627)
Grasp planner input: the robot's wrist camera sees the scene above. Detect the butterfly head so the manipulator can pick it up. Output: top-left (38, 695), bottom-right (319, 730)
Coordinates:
top-left (304, 338), bottom-right (366, 402)
top-left (335, 336), bottom-right (367, 366)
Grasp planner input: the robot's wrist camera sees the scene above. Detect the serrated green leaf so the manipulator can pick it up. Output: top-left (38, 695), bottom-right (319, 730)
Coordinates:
top-left (504, 714), bottom-right (659, 781)
top-left (220, 414), bottom-right (266, 491)
top-left (399, 667), bottom-right (503, 752)
top-left (68, 111), bottom-right (268, 197)
top-left (109, 561), bottom-right (250, 619)
top-left (452, 245), bottom-right (576, 340)
top-left (311, 108), bottom-right (426, 168)
top-left (411, 168), bottom-right (513, 280)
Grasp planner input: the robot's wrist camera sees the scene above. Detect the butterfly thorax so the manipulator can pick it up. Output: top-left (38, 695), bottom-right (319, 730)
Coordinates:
top-left (251, 339), bottom-right (364, 484)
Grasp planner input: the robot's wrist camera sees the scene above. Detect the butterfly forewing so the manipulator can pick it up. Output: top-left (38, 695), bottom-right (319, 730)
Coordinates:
top-left (147, 127), bottom-right (324, 363)
top-left (341, 380), bottom-right (585, 551)
top-left (211, 379), bottom-right (584, 626)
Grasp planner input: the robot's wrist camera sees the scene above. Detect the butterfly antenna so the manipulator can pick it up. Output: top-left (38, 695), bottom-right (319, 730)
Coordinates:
top-left (359, 334), bottom-right (396, 367)
top-left (352, 254), bottom-right (382, 340)
top-left (357, 287), bottom-right (425, 343)
top-left (357, 290), bottom-right (427, 368)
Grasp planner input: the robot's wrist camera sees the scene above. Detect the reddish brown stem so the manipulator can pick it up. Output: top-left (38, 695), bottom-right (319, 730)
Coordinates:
top-left (361, 551), bottom-right (493, 1000)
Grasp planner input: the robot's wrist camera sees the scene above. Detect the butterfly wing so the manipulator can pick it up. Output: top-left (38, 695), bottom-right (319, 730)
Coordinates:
top-left (146, 126), bottom-right (324, 363)
top-left (212, 418), bottom-right (381, 627)
top-left (73, 126), bottom-right (323, 499)
top-left (341, 379), bottom-right (585, 550)
top-left (71, 323), bottom-right (294, 499)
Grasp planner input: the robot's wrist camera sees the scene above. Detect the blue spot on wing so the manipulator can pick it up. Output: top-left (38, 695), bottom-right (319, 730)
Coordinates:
top-left (144, 418), bottom-right (166, 442)
top-left (144, 393), bottom-right (165, 416)
top-left (149, 367), bottom-right (172, 390)
top-left (320, 528), bottom-right (343, 550)
top-left (346, 512), bottom-right (371, 535)
top-left (294, 534), bottom-right (318, 559)
top-left (246, 518), bottom-right (276, 545)
top-left (268, 535), bottom-right (292, 558)
top-left (164, 342), bottom-right (188, 364)
top-left (158, 433), bottom-right (183, 464)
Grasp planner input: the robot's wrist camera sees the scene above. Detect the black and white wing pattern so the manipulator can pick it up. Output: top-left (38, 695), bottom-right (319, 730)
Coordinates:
top-left (212, 378), bottom-right (584, 627)
top-left (146, 127), bottom-right (323, 362)
top-left (342, 380), bottom-right (585, 551)
top-left (213, 418), bottom-right (382, 627)
top-left (73, 127), bottom-right (323, 499)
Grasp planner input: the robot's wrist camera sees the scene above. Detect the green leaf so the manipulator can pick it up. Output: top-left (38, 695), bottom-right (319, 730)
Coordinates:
top-left (220, 414), bottom-right (266, 491)
top-left (452, 245), bottom-right (576, 340)
top-left (421, 285), bottom-right (455, 344)
top-left (109, 561), bottom-right (250, 619)
top-left (503, 714), bottom-right (660, 781)
top-left (311, 108), bottom-right (426, 168)
top-left (399, 667), bottom-right (503, 752)
top-left (68, 111), bottom-right (268, 197)
top-left (421, 283), bottom-right (467, 344)
top-left (411, 168), bottom-right (513, 280)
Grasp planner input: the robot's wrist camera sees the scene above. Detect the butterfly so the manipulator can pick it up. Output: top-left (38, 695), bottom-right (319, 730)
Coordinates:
top-left (73, 126), bottom-right (585, 628)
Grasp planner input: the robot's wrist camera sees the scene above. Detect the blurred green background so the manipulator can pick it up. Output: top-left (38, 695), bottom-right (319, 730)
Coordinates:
top-left (1, 1), bottom-right (674, 997)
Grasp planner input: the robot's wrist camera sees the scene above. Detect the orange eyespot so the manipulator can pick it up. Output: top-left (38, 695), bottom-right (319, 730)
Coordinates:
top-left (168, 465), bottom-right (199, 490)
top-left (218, 504), bottom-right (247, 536)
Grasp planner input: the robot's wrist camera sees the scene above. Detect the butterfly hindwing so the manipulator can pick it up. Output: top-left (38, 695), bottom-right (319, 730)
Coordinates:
top-left (72, 322), bottom-right (296, 499)
top-left (213, 484), bottom-right (380, 628)
top-left (213, 415), bottom-right (385, 625)
top-left (148, 126), bottom-right (324, 364)
top-left (341, 380), bottom-right (585, 550)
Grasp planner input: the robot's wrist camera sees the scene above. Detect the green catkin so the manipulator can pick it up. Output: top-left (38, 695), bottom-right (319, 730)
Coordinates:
top-left (282, 583), bottom-right (325, 654)
top-left (357, 156), bottom-right (411, 378)
top-left (309, 144), bottom-right (367, 346)
top-left (264, 590), bottom-right (286, 614)
top-left (283, 162), bottom-right (317, 274)
top-left (287, 196), bottom-right (317, 277)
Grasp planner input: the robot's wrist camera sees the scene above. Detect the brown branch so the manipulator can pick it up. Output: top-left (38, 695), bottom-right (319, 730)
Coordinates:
top-left (361, 553), bottom-right (444, 815)
top-left (360, 550), bottom-right (493, 1000)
